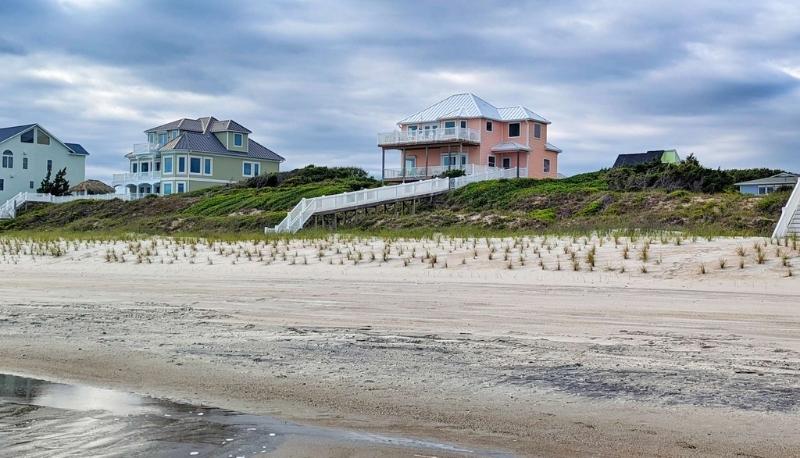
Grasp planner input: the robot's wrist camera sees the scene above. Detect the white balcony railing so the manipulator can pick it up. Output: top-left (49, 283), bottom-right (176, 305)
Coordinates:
top-left (132, 143), bottom-right (161, 155)
top-left (268, 166), bottom-right (526, 233)
top-left (112, 171), bottom-right (160, 186)
top-left (383, 164), bottom-right (527, 179)
top-left (377, 127), bottom-right (480, 146)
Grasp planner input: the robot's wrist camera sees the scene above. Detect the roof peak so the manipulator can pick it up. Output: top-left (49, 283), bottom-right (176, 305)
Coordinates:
top-left (399, 93), bottom-right (549, 124)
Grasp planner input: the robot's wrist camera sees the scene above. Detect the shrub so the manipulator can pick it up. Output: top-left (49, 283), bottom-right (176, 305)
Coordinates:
top-left (439, 169), bottom-right (466, 178)
top-left (606, 155), bottom-right (784, 193)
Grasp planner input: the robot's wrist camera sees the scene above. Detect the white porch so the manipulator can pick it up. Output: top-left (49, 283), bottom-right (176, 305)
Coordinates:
top-left (383, 163), bottom-right (528, 180)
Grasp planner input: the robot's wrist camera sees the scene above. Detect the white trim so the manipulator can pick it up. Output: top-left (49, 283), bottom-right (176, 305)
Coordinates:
top-left (184, 177), bottom-right (235, 184)
top-left (188, 155), bottom-right (204, 175)
top-left (202, 157), bottom-right (213, 176)
top-left (162, 182), bottom-right (173, 195)
top-left (162, 155), bottom-right (174, 175)
top-left (0, 124), bottom-right (83, 157)
top-left (176, 155), bottom-right (188, 174)
top-left (242, 161), bottom-right (261, 177)
top-left (440, 152), bottom-right (467, 167)
top-left (175, 181), bottom-right (187, 193)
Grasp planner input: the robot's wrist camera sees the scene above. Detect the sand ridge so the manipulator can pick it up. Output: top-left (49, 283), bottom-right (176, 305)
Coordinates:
top-left (1, 234), bottom-right (799, 456)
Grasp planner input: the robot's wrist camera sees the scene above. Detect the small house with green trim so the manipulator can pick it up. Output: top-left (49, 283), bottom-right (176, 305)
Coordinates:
top-left (735, 172), bottom-right (798, 195)
top-left (613, 149), bottom-right (681, 168)
top-left (112, 117), bottom-right (284, 195)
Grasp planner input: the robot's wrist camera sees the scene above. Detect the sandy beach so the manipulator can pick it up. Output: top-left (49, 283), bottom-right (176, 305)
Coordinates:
top-left (1, 234), bottom-right (799, 456)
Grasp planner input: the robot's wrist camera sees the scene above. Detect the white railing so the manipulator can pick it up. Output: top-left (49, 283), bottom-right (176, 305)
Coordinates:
top-left (269, 166), bottom-right (524, 233)
top-left (383, 164), bottom-right (527, 179)
top-left (377, 127), bottom-right (480, 146)
top-left (0, 192), bottom-right (156, 219)
top-left (112, 171), bottom-right (161, 186)
top-left (133, 143), bottom-right (161, 155)
top-left (772, 181), bottom-right (800, 238)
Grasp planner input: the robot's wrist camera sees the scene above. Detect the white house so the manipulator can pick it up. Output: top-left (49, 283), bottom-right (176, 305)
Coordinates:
top-left (0, 124), bottom-right (88, 203)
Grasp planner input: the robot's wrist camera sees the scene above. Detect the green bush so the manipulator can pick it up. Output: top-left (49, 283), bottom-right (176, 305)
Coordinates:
top-left (606, 155), bottom-right (784, 193)
top-left (439, 169), bottom-right (466, 178)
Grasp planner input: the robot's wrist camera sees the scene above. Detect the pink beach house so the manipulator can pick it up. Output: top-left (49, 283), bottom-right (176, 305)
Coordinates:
top-left (377, 93), bottom-right (561, 181)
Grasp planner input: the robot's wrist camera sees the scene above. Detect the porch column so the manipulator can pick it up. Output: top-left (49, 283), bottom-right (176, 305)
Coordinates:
top-left (459, 143), bottom-right (463, 170)
top-left (425, 146), bottom-right (429, 177)
top-left (516, 150), bottom-right (520, 178)
top-left (401, 148), bottom-right (406, 183)
top-left (381, 147), bottom-right (385, 183)
top-left (448, 146), bottom-right (453, 171)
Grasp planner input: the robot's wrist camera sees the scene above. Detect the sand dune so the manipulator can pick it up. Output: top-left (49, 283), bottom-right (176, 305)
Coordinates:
top-left (1, 234), bottom-right (799, 456)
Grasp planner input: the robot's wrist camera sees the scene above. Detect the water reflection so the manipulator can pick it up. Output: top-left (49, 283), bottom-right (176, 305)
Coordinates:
top-left (0, 373), bottom-right (513, 458)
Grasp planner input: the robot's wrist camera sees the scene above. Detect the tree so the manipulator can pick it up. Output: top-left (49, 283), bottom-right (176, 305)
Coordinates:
top-left (37, 167), bottom-right (71, 196)
top-left (37, 168), bottom-right (53, 194)
top-left (52, 167), bottom-right (71, 196)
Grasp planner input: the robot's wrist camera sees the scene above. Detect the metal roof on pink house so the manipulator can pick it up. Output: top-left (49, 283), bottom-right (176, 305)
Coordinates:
top-left (398, 93), bottom-right (549, 125)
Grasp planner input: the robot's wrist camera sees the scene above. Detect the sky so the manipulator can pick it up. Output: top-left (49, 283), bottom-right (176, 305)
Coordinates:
top-left (0, 0), bottom-right (798, 180)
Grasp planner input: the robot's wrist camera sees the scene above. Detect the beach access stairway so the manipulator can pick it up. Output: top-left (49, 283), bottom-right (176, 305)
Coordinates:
top-left (772, 181), bottom-right (800, 238)
top-left (269, 167), bottom-right (524, 233)
top-left (0, 192), bottom-right (153, 219)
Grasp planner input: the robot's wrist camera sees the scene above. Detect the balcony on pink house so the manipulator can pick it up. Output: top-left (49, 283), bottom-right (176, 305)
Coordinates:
top-left (377, 93), bottom-right (561, 181)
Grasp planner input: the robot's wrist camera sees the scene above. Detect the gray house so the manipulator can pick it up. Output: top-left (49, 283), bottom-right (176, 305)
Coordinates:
top-left (0, 124), bottom-right (88, 203)
top-left (735, 172), bottom-right (798, 195)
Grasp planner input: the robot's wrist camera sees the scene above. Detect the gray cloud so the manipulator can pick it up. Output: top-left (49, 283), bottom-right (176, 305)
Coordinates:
top-left (0, 0), bottom-right (798, 180)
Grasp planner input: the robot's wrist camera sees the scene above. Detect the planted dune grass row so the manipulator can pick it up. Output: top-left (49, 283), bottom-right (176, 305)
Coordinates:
top-left (2, 232), bottom-right (797, 278)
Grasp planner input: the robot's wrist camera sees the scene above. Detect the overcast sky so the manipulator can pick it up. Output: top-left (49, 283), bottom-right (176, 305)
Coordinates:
top-left (0, 0), bottom-right (798, 180)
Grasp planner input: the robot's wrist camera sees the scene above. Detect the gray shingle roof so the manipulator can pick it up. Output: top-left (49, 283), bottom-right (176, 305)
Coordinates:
top-left (160, 131), bottom-right (284, 162)
top-left (545, 142), bottom-right (562, 153)
top-left (399, 93), bottom-right (550, 124)
top-left (0, 124), bottom-right (35, 143)
top-left (209, 119), bottom-right (251, 134)
top-left (735, 173), bottom-right (799, 187)
top-left (146, 117), bottom-right (252, 134)
top-left (247, 138), bottom-right (284, 161)
top-left (65, 142), bottom-right (90, 155)
top-left (490, 141), bottom-right (530, 152)
top-left (613, 151), bottom-right (665, 168)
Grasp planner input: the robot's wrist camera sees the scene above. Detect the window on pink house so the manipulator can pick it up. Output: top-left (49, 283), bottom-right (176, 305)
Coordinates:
top-left (544, 158), bottom-right (551, 173)
top-left (460, 120), bottom-right (467, 128)
top-left (502, 157), bottom-right (511, 169)
top-left (534, 123), bottom-right (542, 139)
top-left (488, 156), bottom-right (496, 167)
top-left (508, 123), bottom-right (520, 137)
top-left (486, 121), bottom-right (492, 131)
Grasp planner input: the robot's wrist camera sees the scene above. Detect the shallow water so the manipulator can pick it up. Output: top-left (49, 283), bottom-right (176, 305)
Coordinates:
top-left (0, 373), bottom-right (511, 457)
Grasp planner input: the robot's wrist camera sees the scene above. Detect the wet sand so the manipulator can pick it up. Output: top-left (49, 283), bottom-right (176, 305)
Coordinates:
top-left (0, 235), bottom-right (799, 456)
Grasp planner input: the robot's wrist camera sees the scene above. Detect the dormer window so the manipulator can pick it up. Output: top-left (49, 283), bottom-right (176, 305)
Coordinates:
top-left (234, 133), bottom-right (243, 147)
top-left (534, 123), bottom-right (542, 139)
top-left (158, 132), bottom-right (168, 145)
top-left (508, 123), bottom-right (521, 138)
